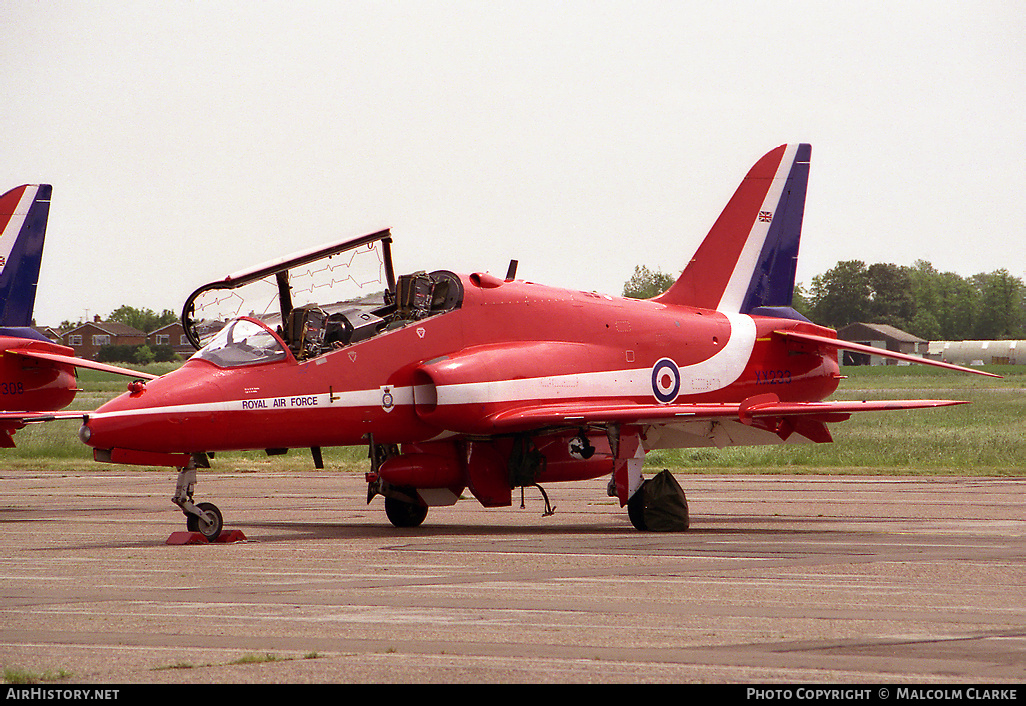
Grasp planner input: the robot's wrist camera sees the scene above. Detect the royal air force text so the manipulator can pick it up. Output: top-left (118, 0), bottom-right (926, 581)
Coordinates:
top-left (241, 396), bottom-right (318, 410)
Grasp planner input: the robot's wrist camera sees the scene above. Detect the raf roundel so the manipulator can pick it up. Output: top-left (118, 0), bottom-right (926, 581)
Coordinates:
top-left (651, 358), bottom-right (681, 404)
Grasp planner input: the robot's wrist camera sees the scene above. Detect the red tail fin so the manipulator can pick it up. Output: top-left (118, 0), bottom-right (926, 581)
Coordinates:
top-left (654, 145), bottom-right (810, 312)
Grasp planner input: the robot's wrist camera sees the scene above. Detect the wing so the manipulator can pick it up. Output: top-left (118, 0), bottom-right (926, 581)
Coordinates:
top-left (6, 348), bottom-right (158, 380)
top-left (483, 394), bottom-right (967, 444)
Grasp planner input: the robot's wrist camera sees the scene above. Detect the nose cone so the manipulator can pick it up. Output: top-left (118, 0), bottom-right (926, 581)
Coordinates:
top-left (82, 363), bottom-right (225, 454)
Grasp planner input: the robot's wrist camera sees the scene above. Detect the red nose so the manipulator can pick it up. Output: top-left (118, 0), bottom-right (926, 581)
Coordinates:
top-left (80, 364), bottom-right (226, 457)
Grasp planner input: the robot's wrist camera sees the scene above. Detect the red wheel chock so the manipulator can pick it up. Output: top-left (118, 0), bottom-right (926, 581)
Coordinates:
top-left (166, 529), bottom-right (247, 545)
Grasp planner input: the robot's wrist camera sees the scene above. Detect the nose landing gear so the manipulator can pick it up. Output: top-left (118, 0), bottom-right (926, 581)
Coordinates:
top-left (173, 465), bottom-right (224, 542)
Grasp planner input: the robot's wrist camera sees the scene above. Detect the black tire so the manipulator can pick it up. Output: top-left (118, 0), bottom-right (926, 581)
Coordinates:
top-left (186, 502), bottom-right (223, 541)
top-left (626, 482), bottom-right (648, 531)
top-left (384, 497), bottom-right (428, 528)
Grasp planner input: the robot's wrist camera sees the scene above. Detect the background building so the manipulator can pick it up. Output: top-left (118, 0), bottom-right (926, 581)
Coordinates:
top-left (836, 323), bottom-right (927, 366)
top-left (61, 317), bottom-right (146, 360)
top-left (147, 321), bottom-right (195, 357)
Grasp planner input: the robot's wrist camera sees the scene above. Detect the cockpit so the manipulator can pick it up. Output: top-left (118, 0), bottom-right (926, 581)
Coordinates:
top-left (193, 318), bottom-right (288, 368)
top-left (282, 268), bottom-right (463, 360)
top-left (182, 230), bottom-right (464, 367)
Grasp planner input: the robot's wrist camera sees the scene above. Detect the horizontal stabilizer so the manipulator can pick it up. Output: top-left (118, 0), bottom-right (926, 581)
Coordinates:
top-left (6, 348), bottom-right (158, 380)
top-left (774, 330), bottom-right (1001, 378)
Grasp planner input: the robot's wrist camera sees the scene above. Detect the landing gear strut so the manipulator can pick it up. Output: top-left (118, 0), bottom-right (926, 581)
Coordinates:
top-left (173, 465), bottom-right (223, 541)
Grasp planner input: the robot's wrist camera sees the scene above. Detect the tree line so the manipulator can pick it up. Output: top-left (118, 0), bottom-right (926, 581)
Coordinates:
top-left (58, 305), bottom-right (178, 333)
top-left (623, 261), bottom-right (1026, 341)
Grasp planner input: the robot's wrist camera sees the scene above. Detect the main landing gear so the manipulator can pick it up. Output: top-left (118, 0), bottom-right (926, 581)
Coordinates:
top-left (366, 437), bottom-right (432, 529)
top-left (383, 496), bottom-right (429, 528)
top-left (174, 464), bottom-right (224, 541)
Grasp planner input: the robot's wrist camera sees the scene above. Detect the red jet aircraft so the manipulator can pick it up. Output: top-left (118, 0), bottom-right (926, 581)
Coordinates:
top-left (76, 145), bottom-right (994, 538)
top-left (0, 184), bottom-right (157, 446)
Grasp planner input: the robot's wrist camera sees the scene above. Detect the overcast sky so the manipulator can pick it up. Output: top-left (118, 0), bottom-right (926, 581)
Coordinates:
top-left (2, 1), bottom-right (1023, 326)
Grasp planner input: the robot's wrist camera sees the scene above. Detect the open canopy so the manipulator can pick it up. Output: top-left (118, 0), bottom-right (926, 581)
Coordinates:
top-left (182, 229), bottom-right (395, 350)
top-left (181, 228), bottom-right (463, 363)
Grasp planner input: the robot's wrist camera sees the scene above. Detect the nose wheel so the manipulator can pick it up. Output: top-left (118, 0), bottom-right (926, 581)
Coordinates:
top-left (185, 502), bottom-right (223, 541)
top-left (174, 466), bottom-right (224, 542)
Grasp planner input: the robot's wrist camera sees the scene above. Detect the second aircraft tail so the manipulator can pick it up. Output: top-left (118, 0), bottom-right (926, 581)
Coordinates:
top-left (0, 184), bottom-right (52, 327)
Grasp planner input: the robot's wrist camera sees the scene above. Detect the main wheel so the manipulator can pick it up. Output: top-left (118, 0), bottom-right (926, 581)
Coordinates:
top-left (186, 502), bottom-right (223, 541)
top-left (626, 482), bottom-right (649, 531)
top-left (384, 497), bottom-right (428, 528)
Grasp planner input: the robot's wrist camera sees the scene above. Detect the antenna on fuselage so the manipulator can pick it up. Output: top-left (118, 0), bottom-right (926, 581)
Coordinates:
top-left (505, 259), bottom-right (518, 281)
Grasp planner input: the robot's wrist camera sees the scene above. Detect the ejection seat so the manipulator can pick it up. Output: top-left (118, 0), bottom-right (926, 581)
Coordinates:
top-left (285, 305), bottom-right (327, 359)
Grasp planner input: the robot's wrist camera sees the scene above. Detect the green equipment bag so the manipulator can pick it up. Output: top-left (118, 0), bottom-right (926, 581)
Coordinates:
top-left (630, 469), bottom-right (689, 531)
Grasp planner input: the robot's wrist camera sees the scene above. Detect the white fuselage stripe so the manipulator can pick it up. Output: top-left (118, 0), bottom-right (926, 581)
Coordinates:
top-left (435, 312), bottom-right (756, 405)
top-left (87, 387), bottom-right (409, 421)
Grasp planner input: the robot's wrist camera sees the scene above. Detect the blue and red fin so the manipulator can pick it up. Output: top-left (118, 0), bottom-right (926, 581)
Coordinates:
top-left (0, 184), bottom-right (52, 327)
top-left (654, 144), bottom-right (810, 313)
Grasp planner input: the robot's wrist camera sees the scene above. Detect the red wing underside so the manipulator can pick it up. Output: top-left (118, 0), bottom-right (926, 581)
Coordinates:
top-left (484, 397), bottom-right (967, 434)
